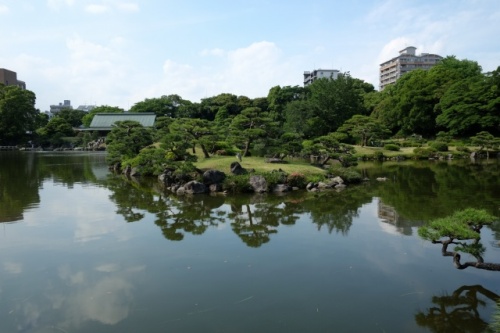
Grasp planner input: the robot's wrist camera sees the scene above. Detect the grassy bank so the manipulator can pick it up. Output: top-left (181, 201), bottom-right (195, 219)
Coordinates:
top-left (194, 155), bottom-right (326, 176)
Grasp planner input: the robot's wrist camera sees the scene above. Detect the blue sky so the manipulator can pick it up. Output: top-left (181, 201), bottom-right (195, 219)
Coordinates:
top-left (1, 0), bottom-right (499, 112)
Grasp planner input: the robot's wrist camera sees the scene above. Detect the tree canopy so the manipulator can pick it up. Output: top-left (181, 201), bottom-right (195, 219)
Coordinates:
top-left (0, 85), bottom-right (39, 145)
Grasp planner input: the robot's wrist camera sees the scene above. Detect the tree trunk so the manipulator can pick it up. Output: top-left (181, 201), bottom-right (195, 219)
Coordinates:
top-left (200, 143), bottom-right (210, 158)
top-left (243, 140), bottom-right (251, 157)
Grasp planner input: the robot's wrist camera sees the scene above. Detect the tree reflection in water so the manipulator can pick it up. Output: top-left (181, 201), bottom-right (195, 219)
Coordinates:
top-left (415, 285), bottom-right (500, 333)
top-left (225, 194), bottom-right (304, 247)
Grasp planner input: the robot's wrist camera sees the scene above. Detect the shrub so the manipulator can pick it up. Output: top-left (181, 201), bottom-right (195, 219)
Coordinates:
top-left (429, 141), bottom-right (448, 152)
top-left (287, 172), bottom-right (307, 188)
top-left (124, 147), bottom-right (167, 176)
top-left (384, 144), bottom-right (400, 151)
top-left (262, 171), bottom-right (287, 189)
top-left (223, 174), bottom-right (253, 193)
top-left (306, 174), bottom-right (326, 184)
top-left (413, 147), bottom-right (436, 159)
top-left (373, 151), bottom-right (385, 161)
top-left (455, 144), bottom-right (470, 153)
top-left (327, 166), bottom-right (363, 184)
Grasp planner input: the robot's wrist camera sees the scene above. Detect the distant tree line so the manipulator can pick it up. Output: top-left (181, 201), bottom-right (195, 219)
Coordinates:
top-left (0, 56), bottom-right (498, 162)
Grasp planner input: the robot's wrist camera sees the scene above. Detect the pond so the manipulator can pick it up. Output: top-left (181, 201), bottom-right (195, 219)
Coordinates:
top-left (0, 151), bottom-right (499, 332)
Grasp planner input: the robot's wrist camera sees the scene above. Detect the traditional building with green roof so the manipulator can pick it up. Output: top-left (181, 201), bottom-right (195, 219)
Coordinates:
top-left (81, 112), bottom-right (156, 134)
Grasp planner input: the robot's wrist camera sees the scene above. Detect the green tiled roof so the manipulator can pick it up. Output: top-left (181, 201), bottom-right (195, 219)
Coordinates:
top-left (89, 113), bottom-right (156, 129)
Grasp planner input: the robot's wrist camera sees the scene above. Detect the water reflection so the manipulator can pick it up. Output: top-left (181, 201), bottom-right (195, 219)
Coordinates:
top-left (0, 152), bottom-right (41, 223)
top-left (7, 263), bottom-right (138, 332)
top-left (415, 285), bottom-right (500, 333)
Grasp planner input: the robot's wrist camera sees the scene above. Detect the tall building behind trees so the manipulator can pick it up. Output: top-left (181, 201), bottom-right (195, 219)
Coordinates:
top-left (0, 68), bottom-right (26, 90)
top-left (379, 46), bottom-right (442, 90)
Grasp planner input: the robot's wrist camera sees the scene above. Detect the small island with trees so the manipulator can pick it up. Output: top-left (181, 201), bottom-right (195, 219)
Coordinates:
top-left (0, 56), bottom-right (499, 194)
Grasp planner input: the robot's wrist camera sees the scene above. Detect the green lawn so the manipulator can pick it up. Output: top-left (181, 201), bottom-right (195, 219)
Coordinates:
top-left (194, 155), bottom-right (326, 176)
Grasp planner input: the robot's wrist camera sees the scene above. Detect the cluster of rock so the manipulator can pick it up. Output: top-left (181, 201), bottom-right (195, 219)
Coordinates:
top-left (153, 161), bottom-right (356, 196)
top-left (305, 176), bottom-right (346, 192)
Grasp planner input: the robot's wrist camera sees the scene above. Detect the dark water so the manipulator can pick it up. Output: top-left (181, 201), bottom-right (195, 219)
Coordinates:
top-left (0, 152), bottom-right (499, 333)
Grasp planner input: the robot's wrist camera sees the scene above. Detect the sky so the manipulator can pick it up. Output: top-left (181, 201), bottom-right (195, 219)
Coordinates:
top-left (1, 0), bottom-right (499, 112)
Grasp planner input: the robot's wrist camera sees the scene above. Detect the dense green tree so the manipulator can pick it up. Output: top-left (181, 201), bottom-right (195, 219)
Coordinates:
top-left (130, 94), bottom-right (192, 118)
top-left (337, 114), bottom-right (390, 146)
top-left (36, 117), bottom-right (75, 147)
top-left (199, 93), bottom-right (240, 121)
top-left (282, 100), bottom-right (318, 139)
top-left (436, 68), bottom-right (500, 137)
top-left (81, 105), bottom-right (124, 127)
top-left (267, 85), bottom-right (309, 124)
top-left (372, 57), bottom-right (484, 138)
top-left (0, 85), bottom-right (39, 145)
top-left (56, 108), bottom-right (87, 127)
top-left (169, 118), bottom-right (216, 158)
top-left (470, 131), bottom-right (500, 158)
top-left (229, 107), bottom-right (277, 157)
top-left (418, 208), bottom-right (499, 271)
top-left (307, 73), bottom-right (368, 136)
top-left (302, 132), bottom-right (356, 167)
top-left (105, 120), bottom-right (153, 165)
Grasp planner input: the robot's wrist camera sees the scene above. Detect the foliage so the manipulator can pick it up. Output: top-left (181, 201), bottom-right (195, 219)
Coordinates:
top-left (129, 94), bottom-right (192, 118)
top-left (371, 57), bottom-right (484, 137)
top-left (169, 118), bottom-right (216, 158)
top-left (267, 85), bottom-right (309, 124)
top-left (286, 172), bottom-right (307, 188)
top-left (0, 85), bottom-right (39, 145)
top-left (471, 131), bottom-right (500, 153)
top-left (338, 114), bottom-right (390, 146)
top-left (413, 147), bottom-right (436, 159)
top-left (307, 73), bottom-right (369, 136)
top-left (229, 106), bottom-right (278, 157)
top-left (418, 208), bottom-right (496, 242)
top-left (261, 171), bottom-right (287, 190)
top-left (106, 120), bottom-right (153, 165)
top-left (223, 174), bottom-right (253, 193)
top-left (56, 108), bottom-right (87, 127)
top-left (436, 66), bottom-right (500, 137)
top-left (384, 143), bottom-right (400, 151)
top-left (429, 141), bottom-right (448, 152)
top-left (326, 166), bottom-right (363, 184)
top-left (36, 117), bottom-right (75, 147)
top-left (304, 132), bottom-right (357, 167)
top-left (123, 147), bottom-right (169, 176)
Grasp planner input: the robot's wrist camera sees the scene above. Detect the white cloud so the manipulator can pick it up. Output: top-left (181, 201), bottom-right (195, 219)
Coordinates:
top-left (95, 263), bottom-right (120, 273)
top-left (116, 2), bottom-right (139, 12)
top-left (4, 261), bottom-right (23, 274)
top-left (138, 41), bottom-right (300, 103)
top-left (0, 4), bottom-right (9, 14)
top-left (85, 4), bottom-right (109, 14)
top-left (85, 1), bottom-right (138, 14)
top-left (47, 0), bottom-right (75, 11)
top-left (201, 48), bottom-right (225, 57)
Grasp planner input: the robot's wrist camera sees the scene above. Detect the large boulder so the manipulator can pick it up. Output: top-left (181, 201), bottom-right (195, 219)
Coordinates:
top-left (203, 169), bottom-right (226, 185)
top-left (273, 184), bottom-right (291, 192)
top-left (230, 162), bottom-right (247, 175)
top-left (183, 181), bottom-right (207, 194)
top-left (249, 175), bottom-right (267, 193)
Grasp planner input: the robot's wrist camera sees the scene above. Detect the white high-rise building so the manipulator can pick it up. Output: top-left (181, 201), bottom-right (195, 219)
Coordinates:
top-left (303, 69), bottom-right (340, 86)
top-left (379, 46), bottom-right (442, 90)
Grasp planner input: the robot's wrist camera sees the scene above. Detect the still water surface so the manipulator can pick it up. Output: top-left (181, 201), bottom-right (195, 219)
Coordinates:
top-left (0, 152), bottom-right (499, 332)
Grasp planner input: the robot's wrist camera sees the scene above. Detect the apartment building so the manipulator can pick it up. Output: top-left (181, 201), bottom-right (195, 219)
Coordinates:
top-left (0, 68), bottom-right (26, 89)
top-left (303, 68), bottom-right (340, 86)
top-left (379, 46), bottom-right (442, 90)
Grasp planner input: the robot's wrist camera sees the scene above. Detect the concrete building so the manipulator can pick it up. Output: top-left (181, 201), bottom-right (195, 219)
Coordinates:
top-left (0, 68), bottom-right (26, 89)
top-left (76, 105), bottom-right (96, 113)
top-left (304, 69), bottom-right (340, 86)
top-left (379, 46), bottom-right (442, 90)
top-left (49, 100), bottom-right (72, 115)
